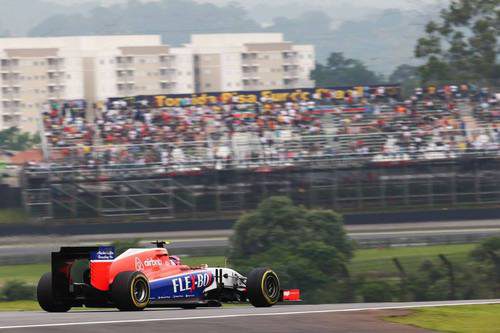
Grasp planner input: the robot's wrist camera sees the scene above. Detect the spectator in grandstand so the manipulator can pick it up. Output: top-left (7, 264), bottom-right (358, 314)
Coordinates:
top-left (40, 84), bottom-right (499, 173)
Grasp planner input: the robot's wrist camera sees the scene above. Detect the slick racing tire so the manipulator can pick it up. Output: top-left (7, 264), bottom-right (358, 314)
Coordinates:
top-left (37, 272), bottom-right (72, 313)
top-left (247, 268), bottom-right (280, 307)
top-left (112, 271), bottom-right (150, 311)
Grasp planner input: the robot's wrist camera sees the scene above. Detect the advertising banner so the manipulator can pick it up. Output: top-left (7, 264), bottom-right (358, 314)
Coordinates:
top-left (107, 85), bottom-right (400, 108)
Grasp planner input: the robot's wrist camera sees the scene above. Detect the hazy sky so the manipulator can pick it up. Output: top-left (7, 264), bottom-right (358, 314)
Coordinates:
top-left (46, 0), bottom-right (446, 9)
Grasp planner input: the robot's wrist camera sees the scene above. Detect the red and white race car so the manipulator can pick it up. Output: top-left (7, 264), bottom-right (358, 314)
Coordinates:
top-left (37, 241), bottom-right (300, 312)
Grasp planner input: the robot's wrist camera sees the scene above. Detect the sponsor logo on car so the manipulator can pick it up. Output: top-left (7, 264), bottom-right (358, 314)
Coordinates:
top-left (90, 246), bottom-right (115, 261)
top-left (135, 257), bottom-right (145, 271)
top-left (172, 272), bottom-right (213, 293)
top-left (135, 257), bottom-right (163, 271)
top-left (144, 258), bottom-right (163, 267)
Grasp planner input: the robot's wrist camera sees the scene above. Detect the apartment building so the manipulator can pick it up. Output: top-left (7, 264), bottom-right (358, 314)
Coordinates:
top-left (0, 34), bottom-right (315, 133)
top-left (187, 33), bottom-right (315, 93)
top-left (0, 35), bottom-right (194, 132)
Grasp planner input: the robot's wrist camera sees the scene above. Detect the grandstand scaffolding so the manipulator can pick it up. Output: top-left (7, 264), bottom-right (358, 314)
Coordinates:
top-left (23, 156), bottom-right (500, 221)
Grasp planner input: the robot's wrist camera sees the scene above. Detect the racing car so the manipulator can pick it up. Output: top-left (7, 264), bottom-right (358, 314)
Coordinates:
top-left (37, 241), bottom-right (300, 312)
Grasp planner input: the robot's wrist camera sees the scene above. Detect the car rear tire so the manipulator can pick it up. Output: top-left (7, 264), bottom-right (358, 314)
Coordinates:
top-left (246, 268), bottom-right (280, 307)
top-left (37, 272), bottom-right (72, 313)
top-left (112, 271), bottom-right (150, 311)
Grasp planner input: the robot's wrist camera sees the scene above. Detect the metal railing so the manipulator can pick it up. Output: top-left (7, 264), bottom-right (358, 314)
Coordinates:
top-left (26, 127), bottom-right (499, 179)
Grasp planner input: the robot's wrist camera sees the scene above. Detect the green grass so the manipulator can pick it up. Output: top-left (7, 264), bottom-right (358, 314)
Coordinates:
top-left (0, 209), bottom-right (29, 224)
top-left (387, 304), bottom-right (500, 333)
top-left (0, 264), bottom-right (48, 285)
top-left (349, 244), bottom-right (475, 277)
top-left (0, 301), bottom-right (40, 311)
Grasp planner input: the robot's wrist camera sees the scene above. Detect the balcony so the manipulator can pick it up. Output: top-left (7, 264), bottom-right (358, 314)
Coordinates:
top-left (283, 71), bottom-right (299, 79)
top-left (159, 68), bottom-right (176, 77)
top-left (48, 72), bottom-right (64, 80)
top-left (159, 55), bottom-right (176, 68)
top-left (160, 78), bottom-right (176, 84)
top-left (47, 58), bottom-right (64, 72)
top-left (160, 62), bottom-right (176, 69)
top-left (242, 71), bottom-right (259, 79)
top-left (160, 82), bottom-right (176, 90)
top-left (116, 57), bottom-right (134, 69)
top-left (283, 52), bottom-right (298, 65)
top-left (3, 108), bottom-right (21, 117)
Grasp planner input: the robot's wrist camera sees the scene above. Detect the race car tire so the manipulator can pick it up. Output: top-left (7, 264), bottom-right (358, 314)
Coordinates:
top-left (246, 268), bottom-right (280, 307)
top-left (111, 271), bottom-right (150, 311)
top-left (37, 272), bottom-right (72, 313)
top-left (181, 304), bottom-right (197, 309)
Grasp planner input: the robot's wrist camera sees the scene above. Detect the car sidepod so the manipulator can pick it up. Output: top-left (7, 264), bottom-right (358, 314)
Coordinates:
top-left (149, 270), bottom-right (214, 301)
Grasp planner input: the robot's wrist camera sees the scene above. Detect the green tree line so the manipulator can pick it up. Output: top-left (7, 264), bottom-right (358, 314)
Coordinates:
top-left (229, 197), bottom-right (500, 304)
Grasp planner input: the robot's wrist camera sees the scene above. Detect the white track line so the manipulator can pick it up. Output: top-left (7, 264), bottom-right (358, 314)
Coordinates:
top-left (1, 300), bottom-right (499, 330)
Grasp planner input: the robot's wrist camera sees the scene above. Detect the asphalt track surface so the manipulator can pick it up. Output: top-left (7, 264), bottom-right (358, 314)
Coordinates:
top-left (2, 219), bottom-right (500, 261)
top-left (0, 300), bottom-right (499, 333)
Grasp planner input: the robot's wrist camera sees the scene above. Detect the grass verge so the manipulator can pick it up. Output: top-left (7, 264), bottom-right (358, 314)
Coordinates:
top-left (0, 301), bottom-right (40, 312)
top-left (0, 209), bottom-right (29, 224)
top-left (387, 304), bottom-right (500, 333)
top-left (349, 243), bottom-right (475, 276)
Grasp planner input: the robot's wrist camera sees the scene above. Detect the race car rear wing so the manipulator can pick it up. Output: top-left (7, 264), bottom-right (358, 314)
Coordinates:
top-left (51, 246), bottom-right (114, 292)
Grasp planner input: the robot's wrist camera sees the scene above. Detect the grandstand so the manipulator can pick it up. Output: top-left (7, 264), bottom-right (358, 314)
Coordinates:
top-left (22, 84), bottom-right (500, 220)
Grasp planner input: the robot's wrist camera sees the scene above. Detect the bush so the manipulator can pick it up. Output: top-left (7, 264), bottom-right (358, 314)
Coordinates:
top-left (1, 280), bottom-right (35, 301)
top-left (360, 281), bottom-right (393, 302)
top-left (229, 196), bottom-right (352, 304)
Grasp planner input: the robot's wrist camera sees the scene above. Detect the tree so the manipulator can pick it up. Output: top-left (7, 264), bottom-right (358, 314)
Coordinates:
top-left (415, 0), bottom-right (500, 83)
top-left (228, 196), bottom-right (353, 303)
top-left (471, 237), bottom-right (500, 295)
top-left (311, 52), bottom-right (383, 87)
top-left (0, 127), bottom-right (40, 151)
top-left (389, 64), bottom-right (421, 96)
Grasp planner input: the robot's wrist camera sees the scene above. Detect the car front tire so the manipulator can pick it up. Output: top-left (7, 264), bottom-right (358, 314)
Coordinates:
top-left (246, 268), bottom-right (280, 307)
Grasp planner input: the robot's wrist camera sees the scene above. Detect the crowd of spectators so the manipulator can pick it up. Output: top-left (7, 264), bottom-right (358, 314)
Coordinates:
top-left (39, 84), bottom-right (500, 173)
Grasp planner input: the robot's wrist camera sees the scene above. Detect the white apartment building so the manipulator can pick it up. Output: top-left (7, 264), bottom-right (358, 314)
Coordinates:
top-left (187, 33), bottom-right (315, 93)
top-left (0, 35), bottom-right (194, 132)
top-left (0, 34), bottom-right (315, 133)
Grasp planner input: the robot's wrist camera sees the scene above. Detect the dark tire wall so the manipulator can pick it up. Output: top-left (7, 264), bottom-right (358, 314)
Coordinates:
top-left (246, 268), bottom-right (281, 307)
top-left (37, 272), bottom-right (72, 313)
top-left (111, 271), bottom-right (150, 311)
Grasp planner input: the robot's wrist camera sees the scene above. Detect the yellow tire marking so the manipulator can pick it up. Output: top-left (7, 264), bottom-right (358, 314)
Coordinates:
top-left (130, 275), bottom-right (149, 308)
top-left (260, 270), bottom-right (279, 305)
